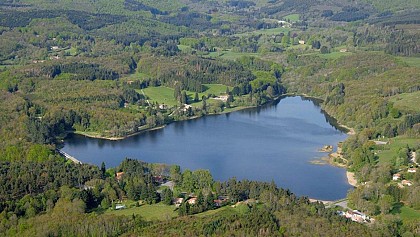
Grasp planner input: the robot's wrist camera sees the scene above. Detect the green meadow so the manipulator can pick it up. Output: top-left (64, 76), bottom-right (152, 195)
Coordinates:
top-left (141, 84), bottom-right (232, 106)
top-left (390, 91), bottom-right (420, 113)
top-left (105, 203), bottom-right (178, 221)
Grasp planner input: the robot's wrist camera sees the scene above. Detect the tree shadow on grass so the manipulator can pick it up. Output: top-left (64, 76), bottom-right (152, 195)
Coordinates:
top-left (390, 202), bottom-right (403, 215)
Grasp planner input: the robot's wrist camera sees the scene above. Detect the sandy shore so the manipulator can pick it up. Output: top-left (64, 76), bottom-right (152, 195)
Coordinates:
top-left (74, 125), bottom-right (166, 141)
top-left (339, 124), bottom-right (356, 135)
top-left (346, 171), bottom-right (358, 187)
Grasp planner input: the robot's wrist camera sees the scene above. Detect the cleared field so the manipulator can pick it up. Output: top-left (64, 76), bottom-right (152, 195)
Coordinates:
top-left (204, 50), bottom-right (260, 60)
top-left (202, 84), bottom-right (232, 95)
top-left (194, 206), bottom-right (231, 218)
top-left (399, 206), bottom-right (420, 221)
top-left (235, 27), bottom-right (290, 37)
top-left (317, 51), bottom-right (353, 60)
top-left (375, 137), bottom-right (419, 164)
top-left (141, 84), bottom-right (232, 106)
top-left (177, 44), bottom-right (192, 51)
top-left (105, 203), bottom-right (178, 221)
top-left (122, 72), bottom-right (150, 81)
top-left (390, 91), bottom-right (420, 113)
top-left (283, 14), bottom-right (300, 22)
top-left (141, 86), bottom-right (178, 106)
top-left (397, 56), bottom-right (420, 68)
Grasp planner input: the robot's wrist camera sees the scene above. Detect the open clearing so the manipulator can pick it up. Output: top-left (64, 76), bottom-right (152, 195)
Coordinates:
top-left (375, 137), bottom-right (419, 164)
top-left (105, 203), bottom-right (178, 221)
top-left (390, 91), bottom-right (420, 113)
top-left (141, 84), bottom-right (232, 106)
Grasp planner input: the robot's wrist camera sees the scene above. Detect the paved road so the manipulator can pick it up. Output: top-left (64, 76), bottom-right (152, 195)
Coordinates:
top-left (334, 200), bottom-right (348, 209)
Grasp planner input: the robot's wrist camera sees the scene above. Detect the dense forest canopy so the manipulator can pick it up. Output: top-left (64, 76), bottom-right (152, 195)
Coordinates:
top-left (0, 0), bottom-right (419, 236)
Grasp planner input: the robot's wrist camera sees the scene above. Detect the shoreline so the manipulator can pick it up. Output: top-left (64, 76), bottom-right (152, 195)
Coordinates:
top-left (73, 125), bottom-right (167, 141)
top-left (66, 93), bottom-right (358, 201)
top-left (70, 94), bottom-right (358, 188)
top-left (70, 94), bottom-right (289, 141)
top-left (346, 171), bottom-right (358, 187)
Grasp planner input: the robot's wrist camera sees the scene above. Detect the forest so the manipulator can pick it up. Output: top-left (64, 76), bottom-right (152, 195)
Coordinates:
top-left (0, 0), bottom-right (419, 236)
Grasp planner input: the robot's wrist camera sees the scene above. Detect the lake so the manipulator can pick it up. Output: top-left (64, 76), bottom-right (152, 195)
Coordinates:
top-left (62, 96), bottom-right (353, 200)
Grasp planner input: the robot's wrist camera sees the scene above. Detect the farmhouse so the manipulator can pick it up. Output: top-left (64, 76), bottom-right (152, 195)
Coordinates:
top-left (115, 204), bottom-right (126, 210)
top-left (392, 173), bottom-right (401, 181)
top-left (408, 168), bottom-right (417, 173)
top-left (159, 104), bottom-right (168, 110)
top-left (187, 197), bottom-right (197, 205)
top-left (341, 210), bottom-right (371, 223)
top-left (401, 180), bottom-right (413, 186)
top-left (182, 104), bottom-right (192, 112)
top-left (116, 172), bottom-right (124, 181)
top-left (173, 198), bottom-right (184, 207)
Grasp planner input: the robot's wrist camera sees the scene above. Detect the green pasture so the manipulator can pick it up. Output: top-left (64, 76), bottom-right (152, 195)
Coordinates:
top-left (283, 14), bottom-right (300, 22)
top-left (375, 137), bottom-right (419, 164)
top-left (141, 84), bottom-right (232, 106)
top-left (105, 203), bottom-right (178, 221)
top-left (390, 91), bottom-right (420, 113)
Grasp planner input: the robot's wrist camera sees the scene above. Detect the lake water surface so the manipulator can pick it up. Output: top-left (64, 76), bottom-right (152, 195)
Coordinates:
top-left (63, 96), bottom-right (352, 200)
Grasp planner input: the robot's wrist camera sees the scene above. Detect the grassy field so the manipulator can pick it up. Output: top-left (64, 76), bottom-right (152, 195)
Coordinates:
top-left (390, 91), bottom-right (420, 113)
top-left (235, 27), bottom-right (290, 37)
top-left (122, 71), bottom-right (150, 81)
top-left (177, 44), bottom-right (192, 52)
top-left (141, 84), bottom-right (232, 106)
top-left (397, 56), bottom-right (420, 68)
top-left (141, 86), bottom-right (178, 106)
top-left (283, 14), bottom-right (300, 22)
top-left (105, 203), bottom-right (178, 221)
top-left (204, 50), bottom-right (260, 60)
top-left (399, 206), bottom-right (420, 221)
top-left (194, 206), bottom-right (231, 217)
top-left (375, 137), bottom-right (419, 164)
top-left (392, 203), bottom-right (420, 222)
top-left (317, 51), bottom-right (353, 60)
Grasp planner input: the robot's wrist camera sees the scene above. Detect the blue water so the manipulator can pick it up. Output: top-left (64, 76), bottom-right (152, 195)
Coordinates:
top-left (63, 96), bottom-right (352, 200)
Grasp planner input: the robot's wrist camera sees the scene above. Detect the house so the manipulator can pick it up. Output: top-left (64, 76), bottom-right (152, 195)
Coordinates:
top-left (153, 175), bottom-right (165, 184)
top-left (115, 204), bottom-right (126, 210)
top-left (182, 104), bottom-right (192, 112)
top-left (187, 197), bottom-right (197, 205)
top-left (343, 210), bottom-right (370, 223)
top-left (213, 95), bottom-right (228, 102)
top-left (218, 195), bottom-right (229, 202)
top-left (116, 172), bottom-right (124, 181)
top-left (173, 198), bottom-right (184, 207)
top-left (339, 48), bottom-right (348, 53)
top-left (159, 104), bottom-right (168, 110)
top-left (392, 173), bottom-right (401, 181)
top-left (408, 168), bottom-right (417, 173)
top-left (214, 196), bottom-right (230, 207)
top-left (401, 180), bottom-right (413, 186)
top-left (298, 40), bottom-right (305, 45)
top-left (214, 200), bottom-right (223, 207)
